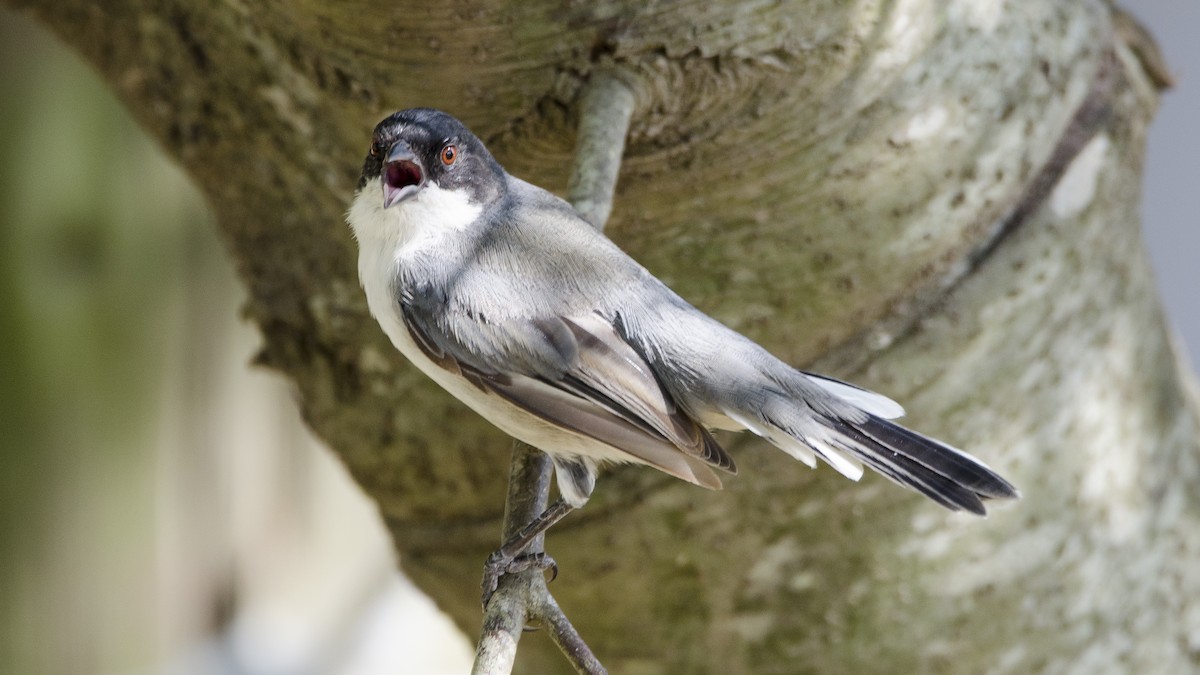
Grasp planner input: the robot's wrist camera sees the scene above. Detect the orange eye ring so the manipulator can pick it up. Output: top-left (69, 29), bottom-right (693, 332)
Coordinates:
top-left (440, 144), bottom-right (458, 166)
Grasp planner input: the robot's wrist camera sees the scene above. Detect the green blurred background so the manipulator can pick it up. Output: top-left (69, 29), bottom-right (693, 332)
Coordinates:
top-left (0, 8), bottom-right (216, 671)
top-left (0, 9), bottom-right (471, 675)
top-left (1, 4), bottom-right (1195, 674)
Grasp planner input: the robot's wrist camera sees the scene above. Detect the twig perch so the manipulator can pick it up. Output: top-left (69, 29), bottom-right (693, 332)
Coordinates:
top-left (471, 444), bottom-right (545, 674)
top-left (567, 68), bottom-right (638, 230)
top-left (470, 69), bottom-right (636, 675)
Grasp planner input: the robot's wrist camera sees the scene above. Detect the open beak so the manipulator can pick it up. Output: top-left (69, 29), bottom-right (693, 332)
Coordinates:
top-left (382, 142), bottom-right (425, 208)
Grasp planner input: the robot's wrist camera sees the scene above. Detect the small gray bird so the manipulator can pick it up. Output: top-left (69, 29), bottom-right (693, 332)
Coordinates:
top-left (347, 109), bottom-right (1017, 596)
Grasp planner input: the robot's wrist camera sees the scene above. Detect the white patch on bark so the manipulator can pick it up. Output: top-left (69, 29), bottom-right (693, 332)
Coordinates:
top-left (788, 570), bottom-right (818, 592)
top-left (259, 85), bottom-right (313, 138)
top-left (868, 328), bottom-right (895, 351)
top-left (1074, 314), bottom-right (1144, 543)
top-left (996, 644), bottom-right (1029, 672)
top-left (358, 344), bottom-right (394, 375)
top-left (873, 0), bottom-right (938, 72)
top-left (744, 537), bottom-right (803, 598)
top-left (728, 613), bottom-right (776, 643)
top-left (1050, 135), bottom-right (1109, 219)
top-left (950, 0), bottom-right (1006, 32)
top-left (890, 104), bottom-right (948, 146)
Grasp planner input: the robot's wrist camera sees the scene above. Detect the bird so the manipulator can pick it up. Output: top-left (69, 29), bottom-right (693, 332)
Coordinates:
top-left (346, 108), bottom-right (1018, 601)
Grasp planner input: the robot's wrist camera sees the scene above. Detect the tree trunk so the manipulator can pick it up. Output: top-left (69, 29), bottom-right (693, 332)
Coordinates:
top-left (10, 0), bottom-right (1198, 671)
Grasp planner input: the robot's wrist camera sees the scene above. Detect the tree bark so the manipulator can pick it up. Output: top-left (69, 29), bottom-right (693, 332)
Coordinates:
top-left (10, 0), bottom-right (1198, 671)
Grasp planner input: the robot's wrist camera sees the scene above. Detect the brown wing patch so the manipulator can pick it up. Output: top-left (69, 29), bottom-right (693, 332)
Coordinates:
top-left (560, 314), bottom-right (736, 474)
top-left (398, 303), bottom-right (732, 484)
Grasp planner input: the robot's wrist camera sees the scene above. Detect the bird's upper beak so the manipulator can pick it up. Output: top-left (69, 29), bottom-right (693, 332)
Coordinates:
top-left (382, 141), bottom-right (425, 208)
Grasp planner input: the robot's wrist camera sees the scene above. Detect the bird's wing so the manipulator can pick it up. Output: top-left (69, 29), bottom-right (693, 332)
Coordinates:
top-left (398, 293), bottom-right (734, 487)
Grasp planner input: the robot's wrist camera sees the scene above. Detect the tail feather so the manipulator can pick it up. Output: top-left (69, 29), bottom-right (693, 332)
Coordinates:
top-left (819, 416), bottom-right (991, 514)
top-left (800, 434), bottom-right (865, 481)
top-left (817, 414), bottom-right (1019, 514)
top-left (722, 407), bottom-right (819, 468)
top-left (855, 416), bottom-right (1018, 500)
top-left (803, 372), bottom-right (906, 419)
top-left (717, 369), bottom-right (1018, 514)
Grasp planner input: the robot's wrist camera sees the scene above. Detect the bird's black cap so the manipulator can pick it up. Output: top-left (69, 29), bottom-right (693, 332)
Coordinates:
top-left (358, 108), bottom-right (505, 206)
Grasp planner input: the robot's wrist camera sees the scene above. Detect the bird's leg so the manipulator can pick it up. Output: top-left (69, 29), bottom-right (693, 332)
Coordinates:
top-left (481, 498), bottom-right (575, 607)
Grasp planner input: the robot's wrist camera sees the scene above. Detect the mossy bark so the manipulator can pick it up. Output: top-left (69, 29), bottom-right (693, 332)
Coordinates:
top-left (8, 0), bottom-right (1198, 671)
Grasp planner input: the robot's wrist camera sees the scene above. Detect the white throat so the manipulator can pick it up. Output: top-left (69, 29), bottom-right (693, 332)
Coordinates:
top-left (347, 177), bottom-right (483, 255)
top-left (346, 177), bottom-right (484, 352)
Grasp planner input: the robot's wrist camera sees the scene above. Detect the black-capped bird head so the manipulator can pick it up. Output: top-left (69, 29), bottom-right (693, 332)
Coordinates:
top-left (358, 108), bottom-right (506, 209)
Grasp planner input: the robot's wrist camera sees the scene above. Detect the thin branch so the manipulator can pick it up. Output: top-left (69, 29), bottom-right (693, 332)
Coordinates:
top-left (499, 444), bottom-right (556, 546)
top-left (472, 579), bottom-right (527, 674)
top-left (567, 67), bottom-right (639, 233)
top-left (471, 68), bottom-right (637, 675)
top-left (535, 592), bottom-right (609, 675)
top-left (471, 444), bottom-right (548, 675)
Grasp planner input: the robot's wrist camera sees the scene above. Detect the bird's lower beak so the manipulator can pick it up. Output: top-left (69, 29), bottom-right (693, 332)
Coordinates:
top-left (383, 142), bottom-right (425, 208)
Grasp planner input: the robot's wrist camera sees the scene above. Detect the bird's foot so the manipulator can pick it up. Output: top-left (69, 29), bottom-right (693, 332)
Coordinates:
top-left (480, 550), bottom-right (559, 608)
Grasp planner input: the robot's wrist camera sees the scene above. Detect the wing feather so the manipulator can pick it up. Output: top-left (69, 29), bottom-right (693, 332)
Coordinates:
top-left (480, 370), bottom-right (722, 489)
top-left (399, 300), bottom-right (734, 483)
top-left (560, 314), bottom-right (736, 473)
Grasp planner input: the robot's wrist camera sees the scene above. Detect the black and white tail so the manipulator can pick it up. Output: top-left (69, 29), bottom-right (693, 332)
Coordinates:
top-left (724, 373), bottom-right (1019, 515)
top-left (815, 413), bottom-right (1018, 514)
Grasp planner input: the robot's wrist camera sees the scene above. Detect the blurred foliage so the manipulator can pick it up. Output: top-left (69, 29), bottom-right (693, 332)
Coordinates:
top-left (0, 9), bottom-right (215, 673)
top-left (0, 12), bottom-right (476, 674)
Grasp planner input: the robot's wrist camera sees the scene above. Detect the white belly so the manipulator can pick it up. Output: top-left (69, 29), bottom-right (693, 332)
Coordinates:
top-left (349, 181), bottom-right (637, 466)
top-left (358, 252), bottom-right (634, 466)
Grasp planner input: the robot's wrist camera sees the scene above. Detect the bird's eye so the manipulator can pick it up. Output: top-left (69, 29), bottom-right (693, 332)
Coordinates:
top-left (440, 144), bottom-right (458, 166)
top-left (369, 142), bottom-right (383, 158)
